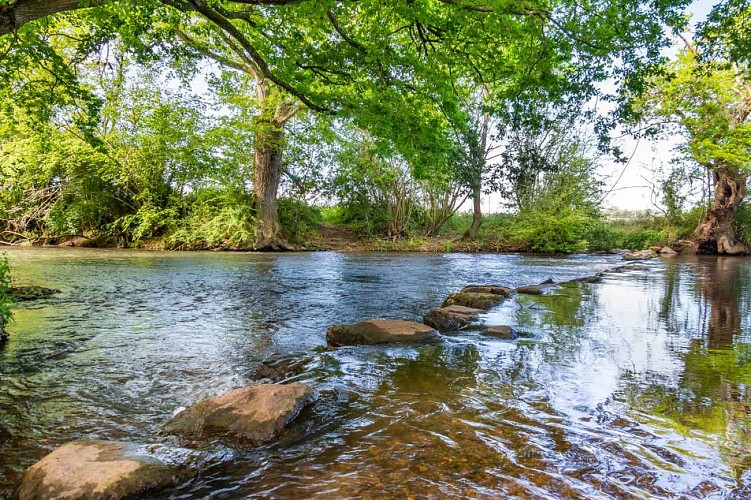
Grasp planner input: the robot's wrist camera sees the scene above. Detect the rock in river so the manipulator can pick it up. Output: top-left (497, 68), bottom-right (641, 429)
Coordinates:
top-left (516, 278), bottom-right (557, 295)
top-left (327, 319), bottom-right (439, 346)
top-left (660, 246), bottom-right (678, 256)
top-left (459, 285), bottom-right (512, 297)
top-left (482, 325), bottom-right (517, 340)
top-left (163, 382), bottom-right (316, 446)
top-left (481, 325), bottom-right (535, 340)
top-left (623, 249), bottom-right (657, 261)
top-left (15, 440), bottom-right (190, 500)
top-left (9, 285), bottom-right (60, 301)
top-left (442, 292), bottom-right (504, 310)
top-left (423, 305), bottom-right (482, 332)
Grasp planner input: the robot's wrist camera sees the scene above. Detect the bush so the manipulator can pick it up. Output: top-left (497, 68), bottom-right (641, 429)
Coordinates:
top-left (620, 229), bottom-right (662, 250)
top-left (734, 203), bottom-right (751, 246)
top-left (585, 223), bottom-right (620, 251)
top-left (114, 204), bottom-right (179, 243)
top-left (507, 210), bottom-right (594, 253)
top-left (0, 255), bottom-right (12, 330)
top-left (168, 189), bottom-right (257, 250)
top-left (277, 198), bottom-right (322, 244)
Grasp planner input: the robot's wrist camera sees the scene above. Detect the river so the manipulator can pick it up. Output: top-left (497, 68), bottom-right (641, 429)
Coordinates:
top-left (1, 248), bottom-right (750, 498)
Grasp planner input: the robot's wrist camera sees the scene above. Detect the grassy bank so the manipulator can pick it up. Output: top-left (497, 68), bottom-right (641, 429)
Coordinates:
top-left (10, 203), bottom-right (749, 255)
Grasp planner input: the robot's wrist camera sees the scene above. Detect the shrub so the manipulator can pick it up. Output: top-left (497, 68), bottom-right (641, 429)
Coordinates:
top-left (620, 229), bottom-right (662, 250)
top-left (168, 189), bottom-right (257, 250)
top-left (507, 210), bottom-right (594, 253)
top-left (277, 198), bottom-right (322, 244)
top-left (734, 203), bottom-right (751, 246)
top-left (0, 255), bottom-right (13, 330)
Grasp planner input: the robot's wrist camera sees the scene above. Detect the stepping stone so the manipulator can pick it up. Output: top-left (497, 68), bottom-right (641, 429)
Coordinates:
top-left (516, 278), bottom-right (557, 295)
top-left (326, 319), bottom-right (439, 346)
top-left (15, 440), bottom-right (193, 500)
top-left (442, 292), bottom-right (503, 309)
top-left (623, 249), bottom-right (657, 261)
top-left (460, 285), bottom-right (512, 297)
top-left (423, 305), bottom-right (482, 332)
top-left (164, 382), bottom-right (316, 447)
top-left (568, 273), bottom-right (604, 284)
top-left (482, 325), bottom-right (517, 339)
top-left (481, 326), bottom-right (534, 340)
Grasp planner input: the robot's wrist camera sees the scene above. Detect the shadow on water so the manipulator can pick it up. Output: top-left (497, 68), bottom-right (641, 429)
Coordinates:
top-left (3, 249), bottom-right (751, 498)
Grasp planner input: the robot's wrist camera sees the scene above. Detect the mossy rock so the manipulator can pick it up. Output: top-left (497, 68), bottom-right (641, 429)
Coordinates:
top-left (9, 286), bottom-right (60, 301)
top-left (460, 285), bottom-right (512, 297)
top-left (326, 319), bottom-right (439, 346)
top-left (423, 305), bottom-right (482, 332)
top-left (441, 292), bottom-right (503, 310)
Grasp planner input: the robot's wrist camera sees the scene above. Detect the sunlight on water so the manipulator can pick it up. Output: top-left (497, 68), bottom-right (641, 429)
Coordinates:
top-left (1, 248), bottom-right (751, 498)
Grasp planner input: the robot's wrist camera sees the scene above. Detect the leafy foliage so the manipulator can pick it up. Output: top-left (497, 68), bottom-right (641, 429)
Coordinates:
top-left (0, 255), bottom-right (12, 329)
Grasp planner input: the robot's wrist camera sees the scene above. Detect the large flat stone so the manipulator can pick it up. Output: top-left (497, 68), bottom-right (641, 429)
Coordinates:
top-left (460, 285), bottom-right (512, 297)
top-left (326, 319), bottom-right (439, 346)
top-left (441, 292), bottom-right (503, 310)
top-left (423, 305), bottom-right (482, 332)
top-left (163, 382), bottom-right (316, 446)
top-left (623, 249), bottom-right (657, 261)
top-left (15, 440), bottom-right (188, 500)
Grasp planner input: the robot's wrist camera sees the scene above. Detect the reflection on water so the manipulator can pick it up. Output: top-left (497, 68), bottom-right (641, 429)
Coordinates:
top-left (1, 249), bottom-right (751, 498)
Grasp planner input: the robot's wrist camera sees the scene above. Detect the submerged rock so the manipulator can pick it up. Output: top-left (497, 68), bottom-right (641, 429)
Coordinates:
top-left (516, 278), bottom-right (557, 295)
top-left (442, 292), bottom-right (504, 310)
top-left (568, 273), bottom-right (604, 284)
top-left (482, 325), bottom-right (517, 339)
top-left (623, 249), bottom-right (657, 261)
top-left (9, 285), bottom-right (60, 301)
top-left (612, 264), bottom-right (649, 272)
top-left (15, 440), bottom-right (190, 500)
top-left (423, 305), bottom-right (482, 332)
top-left (164, 382), bottom-right (316, 446)
top-left (327, 319), bottom-right (438, 346)
top-left (481, 326), bottom-right (535, 340)
top-left (459, 285), bottom-right (512, 297)
top-left (253, 353), bottom-right (316, 383)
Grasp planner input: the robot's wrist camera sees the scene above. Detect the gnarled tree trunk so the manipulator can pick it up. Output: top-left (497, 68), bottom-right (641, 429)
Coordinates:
top-left (692, 164), bottom-right (748, 255)
top-left (253, 121), bottom-right (291, 250)
top-left (251, 80), bottom-right (298, 251)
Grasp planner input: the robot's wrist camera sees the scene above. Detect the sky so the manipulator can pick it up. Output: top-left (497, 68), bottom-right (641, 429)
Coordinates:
top-left (593, 0), bottom-right (716, 212)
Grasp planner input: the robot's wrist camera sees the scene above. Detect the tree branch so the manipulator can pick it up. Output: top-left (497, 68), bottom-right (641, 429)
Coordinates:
top-left (185, 0), bottom-right (330, 113)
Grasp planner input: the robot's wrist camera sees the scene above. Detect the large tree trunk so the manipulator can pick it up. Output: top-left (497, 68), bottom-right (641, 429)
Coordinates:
top-left (252, 120), bottom-right (292, 250)
top-left (692, 164), bottom-right (748, 255)
top-left (251, 81), bottom-right (295, 250)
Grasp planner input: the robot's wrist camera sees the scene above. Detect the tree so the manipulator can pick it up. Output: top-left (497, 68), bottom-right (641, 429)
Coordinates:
top-left (1, 0), bottom-right (691, 249)
top-left (637, 49), bottom-right (751, 254)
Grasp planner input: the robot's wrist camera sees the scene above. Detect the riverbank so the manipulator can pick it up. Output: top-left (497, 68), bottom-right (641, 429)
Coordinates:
top-left (0, 219), bottom-right (690, 255)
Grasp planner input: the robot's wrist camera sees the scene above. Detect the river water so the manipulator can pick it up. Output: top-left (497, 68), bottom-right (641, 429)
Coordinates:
top-left (1, 248), bottom-right (750, 498)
